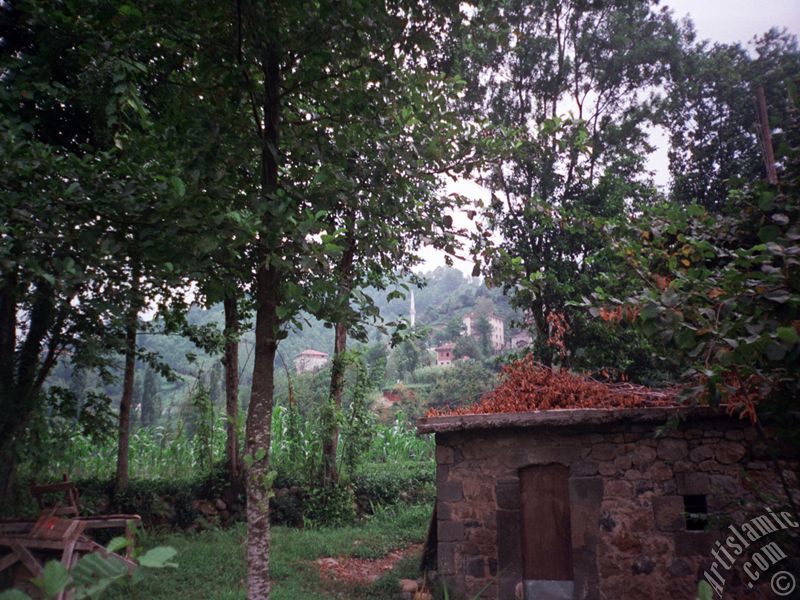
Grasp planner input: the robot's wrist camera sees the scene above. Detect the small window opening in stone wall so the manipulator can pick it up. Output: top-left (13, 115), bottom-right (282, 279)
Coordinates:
top-left (683, 494), bottom-right (708, 531)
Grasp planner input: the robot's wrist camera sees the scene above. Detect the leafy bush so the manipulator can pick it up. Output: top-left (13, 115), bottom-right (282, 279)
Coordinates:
top-left (351, 461), bottom-right (434, 510)
top-left (303, 484), bottom-right (357, 527)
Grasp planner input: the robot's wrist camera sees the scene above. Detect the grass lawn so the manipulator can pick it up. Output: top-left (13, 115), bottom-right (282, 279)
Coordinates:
top-left (110, 503), bottom-right (432, 599)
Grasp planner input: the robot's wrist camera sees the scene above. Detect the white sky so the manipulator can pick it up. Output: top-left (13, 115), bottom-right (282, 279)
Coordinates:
top-left (419, 0), bottom-right (800, 275)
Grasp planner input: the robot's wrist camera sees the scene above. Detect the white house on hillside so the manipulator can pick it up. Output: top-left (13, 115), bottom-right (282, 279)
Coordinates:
top-left (463, 312), bottom-right (505, 352)
top-left (294, 349), bottom-right (329, 373)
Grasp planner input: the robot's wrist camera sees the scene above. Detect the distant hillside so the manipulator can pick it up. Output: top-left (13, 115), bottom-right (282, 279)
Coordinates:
top-left (49, 266), bottom-right (528, 420)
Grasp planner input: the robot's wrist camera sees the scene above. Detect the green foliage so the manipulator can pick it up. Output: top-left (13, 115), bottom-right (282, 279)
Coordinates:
top-left (340, 357), bottom-right (376, 477)
top-left (452, 336), bottom-right (483, 362)
top-left (460, 0), bottom-right (680, 375)
top-left (188, 380), bottom-right (215, 472)
top-left (303, 484), bottom-right (357, 528)
top-left (415, 361), bottom-right (498, 411)
top-left (666, 28), bottom-right (800, 209)
top-left (588, 110), bottom-right (800, 417)
top-left (351, 462), bottom-right (435, 509)
top-left (1, 537), bottom-right (177, 600)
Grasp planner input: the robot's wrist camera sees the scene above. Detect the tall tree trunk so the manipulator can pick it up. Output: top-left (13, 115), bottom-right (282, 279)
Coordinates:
top-left (245, 265), bottom-right (279, 599)
top-left (114, 304), bottom-right (138, 492)
top-left (246, 37), bottom-right (281, 599)
top-left (223, 294), bottom-right (240, 485)
top-left (322, 322), bottom-right (347, 488)
top-left (0, 276), bottom-right (61, 495)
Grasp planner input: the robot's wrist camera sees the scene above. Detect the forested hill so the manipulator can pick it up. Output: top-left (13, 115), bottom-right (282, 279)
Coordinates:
top-left (49, 266), bottom-right (518, 411)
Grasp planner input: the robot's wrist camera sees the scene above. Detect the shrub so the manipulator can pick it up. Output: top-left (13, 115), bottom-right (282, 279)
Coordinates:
top-left (351, 461), bottom-right (434, 510)
top-left (303, 484), bottom-right (357, 527)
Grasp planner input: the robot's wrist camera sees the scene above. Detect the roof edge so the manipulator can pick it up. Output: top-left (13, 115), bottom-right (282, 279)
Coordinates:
top-left (416, 406), bottom-right (728, 434)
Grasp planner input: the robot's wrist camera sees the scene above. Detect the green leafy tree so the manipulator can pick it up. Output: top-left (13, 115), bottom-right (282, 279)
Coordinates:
top-left (0, 0), bottom-right (194, 494)
top-left (666, 28), bottom-right (800, 210)
top-left (458, 0), bottom-right (682, 369)
top-left (589, 105), bottom-right (800, 423)
top-left (453, 335), bottom-right (483, 361)
top-left (473, 315), bottom-right (493, 355)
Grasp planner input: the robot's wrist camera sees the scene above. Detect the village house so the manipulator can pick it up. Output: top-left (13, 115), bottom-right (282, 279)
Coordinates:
top-left (418, 407), bottom-right (799, 600)
top-left (293, 349), bottom-right (329, 373)
top-left (435, 342), bottom-right (456, 367)
top-left (463, 312), bottom-right (505, 352)
top-left (508, 329), bottom-right (534, 350)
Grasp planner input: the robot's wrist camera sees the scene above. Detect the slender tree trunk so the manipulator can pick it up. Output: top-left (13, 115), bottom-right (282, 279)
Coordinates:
top-left (246, 36), bottom-right (281, 599)
top-left (322, 322), bottom-right (347, 488)
top-left (223, 294), bottom-right (240, 485)
top-left (114, 302), bottom-right (138, 493)
top-left (321, 222), bottom-right (356, 489)
top-left (245, 265), bottom-right (279, 599)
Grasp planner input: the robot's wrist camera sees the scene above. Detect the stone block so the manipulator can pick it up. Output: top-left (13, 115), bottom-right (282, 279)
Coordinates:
top-left (571, 477), bottom-right (603, 505)
top-left (523, 580), bottom-right (575, 600)
top-left (631, 555), bottom-right (655, 575)
top-left (436, 445), bottom-right (454, 465)
top-left (644, 462), bottom-right (674, 482)
top-left (624, 469), bottom-right (644, 481)
top-left (438, 542), bottom-right (456, 574)
top-left (526, 446), bottom-right (583, 465)
top-left (631, 445), bottom-right (657, 466)
top-left (466, 556), bottom-right (485, 578)
top-left (496, 509), bottom-right (522, 577)
top-left (439, 480), bottom-right (464, 502)
top-left (570, 460), bottom-right (598, 476)
top-left (598, 461), bottom-right (618, 476)
top-left (674, 531), bottom-right (717, 557)
top-left (439, 520), bottom-right (465, 542)
top-left (724, 429), bottom-right (744, 441)
top-left (652, 495), bottom-right (685, 531)
top-left (676, 472), bottom-right (710, 496)
top-left (657, 438), bottom-right (689, 461)
top-left (614, 454), bottom-right (632, 470)
top-left (463, 479), bottom-right (494, 503)
top-left (499, 577), bottom-right (520, 600)
top-left (496, 479), bottom-right (520, 510)
top-left (714, 441), bottom-right (746, 464)
top-left (590, 443), bottom-right (617, 461)
top-left (604, 479), bottom-right (632, 498)
top-left (689, 444), bottom-right (714, 462)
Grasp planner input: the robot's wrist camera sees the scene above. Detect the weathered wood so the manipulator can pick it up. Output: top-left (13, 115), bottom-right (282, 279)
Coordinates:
top-left (416, 406), bottom-right (723, 434)
top-left (9, 539), bottom-right (41, 577)
top-left (519, 464), bottom-right (573, 581)
top-left (0, 551), bottom-right (19, 572)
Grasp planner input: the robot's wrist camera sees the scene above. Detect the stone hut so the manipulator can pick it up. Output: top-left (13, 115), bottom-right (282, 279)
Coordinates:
top-left (418, 407), bottom-right (799, 600)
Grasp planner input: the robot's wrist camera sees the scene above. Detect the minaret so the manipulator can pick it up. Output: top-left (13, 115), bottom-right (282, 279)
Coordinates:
top-left (410, 290), bottom-right (416, 328)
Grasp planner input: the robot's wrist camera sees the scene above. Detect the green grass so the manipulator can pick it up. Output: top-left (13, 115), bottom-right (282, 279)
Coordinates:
top-left (110, 502), bottom-right (432, 600)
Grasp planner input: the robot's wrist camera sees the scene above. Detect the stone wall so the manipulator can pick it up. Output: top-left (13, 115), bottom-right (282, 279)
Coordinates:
top-left (432, 414), bottom-right (799, 599)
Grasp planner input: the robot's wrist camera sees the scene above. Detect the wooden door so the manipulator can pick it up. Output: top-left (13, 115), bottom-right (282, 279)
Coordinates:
top-left (519, 464), bottom-right (573, 581)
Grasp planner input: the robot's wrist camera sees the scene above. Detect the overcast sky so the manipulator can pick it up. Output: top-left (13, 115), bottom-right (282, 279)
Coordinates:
top-left (420, 0), bottom-right (800, 275)
top-left (664, 0), bottom-right (799, 45)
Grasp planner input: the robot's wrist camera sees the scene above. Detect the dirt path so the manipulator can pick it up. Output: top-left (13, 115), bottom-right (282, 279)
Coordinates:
top-left (316, 543), bottom-right (422, 586)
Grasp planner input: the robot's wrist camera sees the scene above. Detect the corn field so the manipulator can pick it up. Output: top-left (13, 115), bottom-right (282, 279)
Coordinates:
top-left (40, 406), bottom-right (433, 482)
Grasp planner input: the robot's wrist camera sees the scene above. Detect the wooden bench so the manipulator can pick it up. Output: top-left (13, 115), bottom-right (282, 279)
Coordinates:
top-left (0, 477), bottom-right (142, 597)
